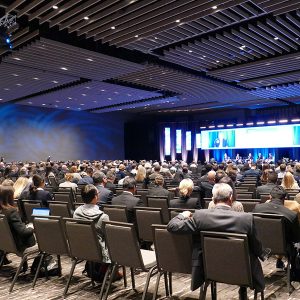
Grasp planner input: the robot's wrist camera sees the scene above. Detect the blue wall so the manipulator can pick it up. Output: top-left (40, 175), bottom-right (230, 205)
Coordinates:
top-left (0, 104), bottom-right (126, 161)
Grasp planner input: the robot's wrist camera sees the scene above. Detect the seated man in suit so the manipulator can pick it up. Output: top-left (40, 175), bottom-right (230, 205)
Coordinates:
top-left (93, 172), bottom-right (114, 206)
top-left (148, 175), bottom-right (171, 199)
top-left (256, 170), bottom-right (278, 199)
top-left (197, 170), bottom-right (216, 208)
top-left (242, 163), bottom-right (261, 184)
top-left (167, 183), bottom-right (266, 296)
top-left (253, 186), bottom-right (300, 270)
top-left (112, 177), bottom-right (143, 223)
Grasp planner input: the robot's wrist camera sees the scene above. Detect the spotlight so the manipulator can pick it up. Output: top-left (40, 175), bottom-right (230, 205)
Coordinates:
top-left (5, 37), bottom-right (10, 44)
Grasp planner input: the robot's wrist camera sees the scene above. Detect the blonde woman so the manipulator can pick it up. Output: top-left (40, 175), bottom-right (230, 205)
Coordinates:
top-left (170, 178), bottom-right (200, 209)
top-left (281, 171), bottom-right (300, 190)
top-left (59, 173), bottom-right (78, 192)
top-left (13, 177), bottom-right (29, 199)
top-left (135, 165), bottom-right (146, 183)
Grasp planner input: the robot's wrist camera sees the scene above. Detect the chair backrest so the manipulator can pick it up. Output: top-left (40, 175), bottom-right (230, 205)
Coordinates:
top-left (135, 207), bottom-right (163, 242)
top-left (48, 176), bottom-right (59, 188)
top-left (146, 196), bottom-right (170, 224)
top-left (33, 216), bottom-right (69, 255)
top-left (168, 208), bottom-right (196, 219)
top-left (64, 218), bottom-right (103, 262)
top-left (22, 200), bottom-right (42, 223)
top-left (152, 224), bottom-right (192, 274)
top-left (201, 231), bottom-right (252, 287)
top-left (237, 200), bottom-right (261, 213)
top-left (115, 189), bottom-right (123, 196)
top-left (252, 213), bottom-right (286, 255)
top-left (75, 192), bottom-right (84, 203)
top-left (53, 192), bottom-right (75, 210)
top-left (236, 192), bottom-right (254, 199)
top-left (48, 201), bottom-right (72, 217)
top-left (104, 221), bottom-right (145, 270)
top-left (102, 204), bottom-right (128, 222)
top-left (136, 189), bottom-right (149, 206)
top-left (0, 214), bottom-right (20, 255)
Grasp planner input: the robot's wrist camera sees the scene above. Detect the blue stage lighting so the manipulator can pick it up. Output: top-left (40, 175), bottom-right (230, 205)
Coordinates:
top-left (6, 37), bottom-right (10, 44)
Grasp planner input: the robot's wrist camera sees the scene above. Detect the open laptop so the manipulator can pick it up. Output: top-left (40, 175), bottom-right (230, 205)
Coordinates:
top-left (32, 207), bottom-right (50, 217)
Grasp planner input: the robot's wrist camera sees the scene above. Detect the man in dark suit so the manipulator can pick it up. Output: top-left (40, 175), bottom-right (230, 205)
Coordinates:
top-left (105, 170), bottom-right (116, 194)
top-left (197, 170), bottom-right (215, 208)
top-left (112, 177), bottom-right (143, 223)
top-left (256, 170), bottom-right (278, 198)
top-left (93, 172), bottom-right (114, 206)
top-left (167, 183), bottom-right (266, 295)
top-left (242, 163), bottom-right (261, 183)
top-left (148, 175), bottom-right (171, 199)
top-left (253, 186), bottom-right (300, 269)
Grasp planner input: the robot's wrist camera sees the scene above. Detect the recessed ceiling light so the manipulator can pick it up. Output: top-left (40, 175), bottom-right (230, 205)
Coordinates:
top-left (86, 58), bottom-right (93, 62)
top-left (216, 60), bottom-right (220, 63)
top-left (52, 5), bottom-right (58, 9)
top-left (114, 92), bottom-right (119, 94)
top-left (16, 83), bottom-right (22, 86)
top-left (108, 98), bottom-right (112, 100)
top-left (33, 77), bottom-right (39, 80)
top-left (28, 101), bottom-right (32, 104)
top-left (66, 107), bottom-right (70, 109)
top-left (56, 100), bottom-right (60, 103)
top-left (175, 19), bottom-right (180, 23)
top-left (111, 26), bottom-right (116, 30)
top-left (135, 35), bottom-right (139, 38)
top-left (82, 94), bottom-right (87, 96)
top-left (85, 86), bottom-right (91, 89)
top-left (52, 80), bottom-right (58, 83)
top-left (274, 37), bottom-right (279, 40)
top-left (154, 37), bottom-right (158, 40)
top-left (4, 88), bottom-right (10, 90)
top-left (189, 50), bottom-right (193, 53)
top-left (84, 16), bottom-right (89, 20)
top-left (68, 97), bottom-right (72, 100)
top-left (80, 103), bottom-right (85, 106)
top-left (212, 6), bottom-right (218, 9)
top-left (60, 67), bottom-right (68, 70)
top-left (13, 57), bottom-right (21, 61)
top-left (12, 74), bottom-right (19, 76)
top-left (42, 103), bottom-right (46, 106)
top-left (101, 89), bottom-right (105, 92)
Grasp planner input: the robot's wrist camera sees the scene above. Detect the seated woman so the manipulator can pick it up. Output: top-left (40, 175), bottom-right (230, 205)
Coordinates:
top-left (281, 171), bottom-right (300, 190)
top-left (0, 186), bottom-right (36, 255)
top-left (59, 173), bottom-right (78, 192)
top-left (170, 178), bottom-right (200, 209)
top-left (29, 175), bottom-right (53, 207)
top-left (73, 184), bottom-right (110, 264)
top-left (13, 177), bottom-right (30, 199)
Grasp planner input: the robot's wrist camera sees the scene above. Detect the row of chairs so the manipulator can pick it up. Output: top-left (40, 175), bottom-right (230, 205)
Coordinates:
top-left (0, 212), bottom-right (290, 299)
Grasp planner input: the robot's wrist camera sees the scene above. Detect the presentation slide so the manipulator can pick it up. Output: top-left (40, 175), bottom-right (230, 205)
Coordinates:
top-left (201, 124), bottom-right (300, 149)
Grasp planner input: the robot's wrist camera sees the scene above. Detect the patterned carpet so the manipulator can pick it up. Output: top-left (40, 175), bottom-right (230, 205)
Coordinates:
top-left (0, 254), bottom-right (300, 300)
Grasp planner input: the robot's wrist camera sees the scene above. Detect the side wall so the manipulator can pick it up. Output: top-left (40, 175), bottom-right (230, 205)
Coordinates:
top-left (0, 104), bottom-right (126, 161)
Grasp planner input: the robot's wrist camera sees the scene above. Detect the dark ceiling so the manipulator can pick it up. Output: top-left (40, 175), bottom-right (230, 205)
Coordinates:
top-left (0, 0), bottom-right (300, 114)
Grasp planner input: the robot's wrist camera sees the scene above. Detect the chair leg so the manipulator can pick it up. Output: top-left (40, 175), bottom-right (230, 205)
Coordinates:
top-left (152, 271), bottom-right (162, 300)
top-left (32, 253), bottom-right (45, 289)
top-left (9, 254), bottom-right (29, 293)
top-left (163, 272), bottom-right (169, 296)
top-left (238, 286), bottom-right (247, 300)
top-left (211, 281), bottom-right (217, 300)
top-left (287, 257), bottom-right (291, 294)
top-left (63, 258), bottom-right (77, 297)
top-left (0, 251), bottom-right (6, 269)
top-left (57, 255), bottom-right (62, 277)
top-left (199, 281), bottom-right (209, 300)
top-left (141, 266), bottom-right (157, 300)
top-left (99, 264), bottom-right (112, 300)
top-left (168, 272), bottom-right (172, 296)
top-left (103, 263), bottom-right (118, 300)
top-left (130, 267), bottom-right (135, 289)
top-left (122, 266), bottom-right (127, 288)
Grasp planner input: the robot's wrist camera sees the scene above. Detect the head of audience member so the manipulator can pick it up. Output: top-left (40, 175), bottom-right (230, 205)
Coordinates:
top-left (135, 165), bottom-right (146, 182)
top-left (282, 171), bottom-right (296, 189)
top-left (182, 166), bottom-right (189, 174)
top-left (155, 174), bottom-right (164, 187)
top-left (207, 170), bottom-right (216, 184)
top-left (19, 167), bottom-right (28, 177)
top-left (31, 174), bottom-right (45, 190)
top-left (212, 183), bottom-right (233, 206)
top-left (227, 170), bottom-right (237, 184)
top-left (178, 179), bottom-right (194, 198)
top-left (86, 167), bottom-right (93, 177)
top-left (2, 179), bottom-right (14, 187)
top-left (64, 173), bottom-right (74, 182)
top-left (93, 172), bottom-right (107, 186)
top-left (153, 165), bottom-right (161, 173)
top-left (81, 184), bottom-right (98, 204)
top-left (45, 165), bottom-right (53, 177)
top-left (267, 170), bottom-right (278, 184)
top-left (106, 171), bottom-right (116, 183)
top-left (219, 176), bottom-right (237, 202)
top-left (295, 163), bottom-right (300, 174)
top-left (280, 163), bottom-right (286, 172)
top-left (215, 170), bottom-right (226, 183)
top-left (118, 164), bottom-right (126, 172)
top-left (70, 166), bottom-right (78, 173)
top-left (13, 176), bottom-right (29, 199)
top-left (0, 186), bottom-right (15, 210)
top-left (123, 177), bottom-right (137, 194)
top-left (270, 186), bottom-right (287, 203)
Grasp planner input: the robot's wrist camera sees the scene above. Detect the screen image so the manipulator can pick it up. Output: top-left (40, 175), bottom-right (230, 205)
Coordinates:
top-left (201, 124), bottom-right (300, 149)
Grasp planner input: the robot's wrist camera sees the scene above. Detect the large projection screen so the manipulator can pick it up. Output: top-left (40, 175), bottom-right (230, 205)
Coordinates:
top-left (201, 124), bottom-right (300, 149)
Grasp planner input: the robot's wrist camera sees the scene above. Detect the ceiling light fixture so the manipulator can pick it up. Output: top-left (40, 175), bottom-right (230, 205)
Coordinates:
top-left (86, 58), bottom-right (93, 62)
top-left (84, 16), bottom-right (89, 20)
top-left (60, 67), bottom-right (68, 70)
top-left (111, 26), bottom-right (115, 30)
top-left (176, 19), bottom-right (180, 23)
top-left (212, 6), bottom-right (218, 9)
top-left (52, 5), bottom-right (58, 9)
top-left (274, 37), bottom-right (279, 40)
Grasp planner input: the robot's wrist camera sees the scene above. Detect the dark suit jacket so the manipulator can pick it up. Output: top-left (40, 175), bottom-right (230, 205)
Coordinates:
top-left (256, 183), bottom-right (277, 198)
top-left (30, 189), bottom-right (53, 207)
top-left (105, 182), bottom-right (116, 194)
top-left (1, 208), bottom-right (36, 252)
top-left (242, 169), bottom-right (261, 183)
top-left (148, 185), bottom-right (170, 199)
top-left (252, 199), bottom-right (300, 245)
top-left (96, 185), bottom-right (113, 205)
top-left (167, 205), bottom-right (264, 292)
top-left (170, 196), bottom-right (200, 209)
top-left (112, 191), bottom-right (144, 223)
